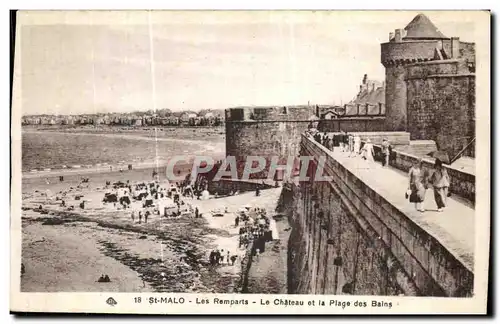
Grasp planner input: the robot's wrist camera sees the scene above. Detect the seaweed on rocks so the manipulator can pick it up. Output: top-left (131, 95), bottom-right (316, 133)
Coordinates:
top-left (97, 240), bottom-right (200, 292)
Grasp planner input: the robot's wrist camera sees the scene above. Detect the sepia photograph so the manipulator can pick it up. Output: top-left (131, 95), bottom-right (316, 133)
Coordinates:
top-left (10, 9), bottom-right (490, 314)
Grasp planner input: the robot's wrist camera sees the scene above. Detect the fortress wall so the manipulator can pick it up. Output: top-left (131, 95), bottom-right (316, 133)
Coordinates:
top-left (225, 120), bottom-right (309, 179)
top-left (317, 118), bottom-right (386, 133)
top-left (406, 72), bottom-right (475, 159)
top-left (384, 65), bottom-right (407, 131)
top-left (287, 135), bottom-right (474, 296)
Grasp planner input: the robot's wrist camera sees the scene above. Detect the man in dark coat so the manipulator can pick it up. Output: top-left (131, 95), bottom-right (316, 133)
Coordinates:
top-left (209, 250), bottom-right (216, 266)
top-left (214, 250), bottom-right (221, 265)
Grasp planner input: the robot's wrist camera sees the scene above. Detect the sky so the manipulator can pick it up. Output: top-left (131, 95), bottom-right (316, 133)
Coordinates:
top-left (16, 11), bottom-right (477, 115)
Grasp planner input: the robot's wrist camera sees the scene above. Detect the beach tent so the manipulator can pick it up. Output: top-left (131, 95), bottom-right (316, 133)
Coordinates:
top-left (158, 200), bottom-right (177, 209)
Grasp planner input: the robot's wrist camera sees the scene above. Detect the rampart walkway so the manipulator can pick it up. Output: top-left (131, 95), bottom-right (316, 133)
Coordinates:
top-left (310, 137), bottom-right (475, 270)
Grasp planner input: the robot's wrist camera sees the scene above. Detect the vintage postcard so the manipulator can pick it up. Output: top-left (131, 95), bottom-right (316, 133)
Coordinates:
top-left (10, 10), bottom-right (490, 315)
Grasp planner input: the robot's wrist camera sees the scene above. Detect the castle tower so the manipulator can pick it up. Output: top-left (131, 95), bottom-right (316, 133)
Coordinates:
top-left (381, 13), bottom-right (449, 131)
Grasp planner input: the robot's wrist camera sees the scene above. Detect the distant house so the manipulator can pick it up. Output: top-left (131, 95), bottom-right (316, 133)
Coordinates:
top-left (321, 110), bottom-right (340, 120)
top-left (180, 112), bottom-right (197, 126)
top-left (167, 116), bottom-right (180, 125)
top-left (188, 114), bottom-right (199, 126)
top-left (179, 112), bottom-right (190, 125)
top-left (203, 112), bottom-right (216, 126)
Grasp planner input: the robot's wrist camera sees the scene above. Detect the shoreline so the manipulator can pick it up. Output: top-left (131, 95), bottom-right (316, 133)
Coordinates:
top-left (21, 129), bottom-right (225, 178)
top-left (22, 157), bottom-right (224, 180)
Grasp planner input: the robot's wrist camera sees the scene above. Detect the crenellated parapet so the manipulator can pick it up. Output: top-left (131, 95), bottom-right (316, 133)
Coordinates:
top-left (225, 105), bottom-right (315, 122)
top-left (381, 40), bottom-right (442, 67)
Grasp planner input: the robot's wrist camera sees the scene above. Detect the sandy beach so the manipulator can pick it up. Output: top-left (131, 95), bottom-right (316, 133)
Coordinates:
top-left (20, 163), bottom-right (282, 293)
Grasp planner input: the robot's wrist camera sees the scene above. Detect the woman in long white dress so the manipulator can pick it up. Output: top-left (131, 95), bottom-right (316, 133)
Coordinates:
top-left (353, 135), bottom-right (361, 156)
top-left (362, 138), bottom-right (375, 162)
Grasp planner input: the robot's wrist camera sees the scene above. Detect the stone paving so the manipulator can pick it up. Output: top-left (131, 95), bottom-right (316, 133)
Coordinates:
top-left (325, 148), bottom-right (475, 270)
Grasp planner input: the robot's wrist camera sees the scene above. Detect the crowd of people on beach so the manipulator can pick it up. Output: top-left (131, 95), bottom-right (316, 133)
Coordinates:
top-left (32, 167), bottom-right (279, 283)
top-left (209, 248), bottom-right (238, 266)
top-left (236, 207), bottom-right (273, 256)
top-left (309, 129), bottom-right (451, 214)
top-left (206, 205), bottom-right (275, 268)
top-left (40, 165), bottom-right (213, 225)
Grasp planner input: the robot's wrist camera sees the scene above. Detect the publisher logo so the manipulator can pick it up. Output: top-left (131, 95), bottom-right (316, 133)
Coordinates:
top-left (106, 297), bottom-right (117, 306)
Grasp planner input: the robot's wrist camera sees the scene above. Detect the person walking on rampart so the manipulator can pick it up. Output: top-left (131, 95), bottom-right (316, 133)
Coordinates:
top-left (346, 135), bottom-right (351, 155)
top-left (313, 132), bottom-right (321, 143)
top-left (407, 159), bottom-right (426, 212)
top-left (381, 138), bottom-right (391, 167)
top-left (362, 138), bottom-right (375, 162)
top-left (344, 132), bottom-right (350, 153)
top-left (348, 134), bottom-right (355, 156)
top-left (430, 159), bottom-right (450, 212)
top-left (353, 135), bottom-right (361, 157)
top-left (332, 134), bottom-right (339, 152)
top-left (329, 135), bottom-right (335, 151)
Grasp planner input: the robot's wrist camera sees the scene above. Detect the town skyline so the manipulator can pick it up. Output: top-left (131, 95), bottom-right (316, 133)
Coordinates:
top-left (16, 11), bottom-right (476, 115)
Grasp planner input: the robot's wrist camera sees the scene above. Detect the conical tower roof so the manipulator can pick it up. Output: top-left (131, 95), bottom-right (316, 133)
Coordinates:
top-left (403, 13), bottom-right (448, 40)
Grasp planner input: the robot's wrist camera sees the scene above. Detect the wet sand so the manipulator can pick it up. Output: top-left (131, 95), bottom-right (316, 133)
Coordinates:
top-left (22, 220), bottom-right (154, 292)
